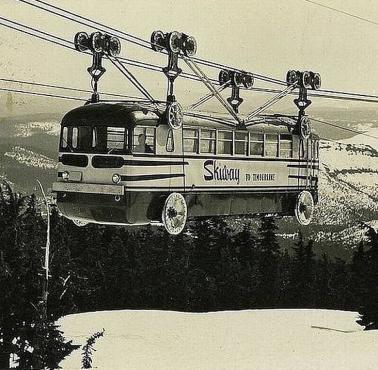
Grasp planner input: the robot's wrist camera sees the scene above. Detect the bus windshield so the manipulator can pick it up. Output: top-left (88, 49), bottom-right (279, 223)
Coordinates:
top-left (60, 125), bottom-right (131, 154)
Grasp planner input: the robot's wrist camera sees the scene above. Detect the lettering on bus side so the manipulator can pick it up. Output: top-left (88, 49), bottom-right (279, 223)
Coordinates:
top-left (203, 160), bottom-right (240, 185)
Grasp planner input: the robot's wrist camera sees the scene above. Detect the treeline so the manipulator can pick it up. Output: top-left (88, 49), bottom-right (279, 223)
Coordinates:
top-left (0, 182), bottom-right (377, 368)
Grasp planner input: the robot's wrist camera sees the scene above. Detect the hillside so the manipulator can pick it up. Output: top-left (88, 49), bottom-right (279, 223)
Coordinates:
top-left (57, 309), bottom-right (378, 370)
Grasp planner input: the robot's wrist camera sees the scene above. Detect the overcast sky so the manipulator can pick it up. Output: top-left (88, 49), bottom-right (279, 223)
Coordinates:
top-left (1, 0), bottom-right (378, 114)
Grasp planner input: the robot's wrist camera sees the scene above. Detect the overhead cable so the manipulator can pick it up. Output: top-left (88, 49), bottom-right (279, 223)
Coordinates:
top-left (19, 0), bottom-right (286, 86)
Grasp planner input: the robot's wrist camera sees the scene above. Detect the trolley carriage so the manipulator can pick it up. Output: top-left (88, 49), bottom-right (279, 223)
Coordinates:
top-left (52, 29), bottom-right (321, 234)
top-left (52, 102), bottom-right (319, 234)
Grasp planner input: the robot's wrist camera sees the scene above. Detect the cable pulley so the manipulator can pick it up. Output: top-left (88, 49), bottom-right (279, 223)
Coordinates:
top-left (150, 30), bottom-right (197, 56)
top-left (286, 70), bottom-right (321, 90)
top-left (74, 31), bottom-right (121, 56)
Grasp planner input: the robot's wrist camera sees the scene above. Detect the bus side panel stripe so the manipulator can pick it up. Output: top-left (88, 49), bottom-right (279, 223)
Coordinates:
top-left (121, 174), bottom-right (185, 181)
top-left (123, 160), bottom-right (189, 166)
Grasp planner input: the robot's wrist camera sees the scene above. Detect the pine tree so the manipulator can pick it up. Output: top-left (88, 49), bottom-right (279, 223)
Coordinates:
top-left (357, 227), bottom-right (378, 330)
top-left (290, 233), bottom-right (316, 307)
top-left (349, 241), bottom-right (365, 310)
top-left (255, 216), bottom-right (281, 307)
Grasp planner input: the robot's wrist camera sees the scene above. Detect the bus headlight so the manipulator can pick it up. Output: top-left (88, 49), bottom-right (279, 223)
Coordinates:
top-left (62, 171), bottom-right (70, 181)
top-left (112, 173), bottom-right (121, 184)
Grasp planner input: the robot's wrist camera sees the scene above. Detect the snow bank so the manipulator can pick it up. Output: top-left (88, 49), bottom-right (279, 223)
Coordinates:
top-left (57, 309), bottom-right (378, 370)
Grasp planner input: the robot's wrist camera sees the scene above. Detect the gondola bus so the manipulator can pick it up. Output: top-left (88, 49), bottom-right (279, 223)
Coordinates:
top-left (52, 101), bottom-right (319, 234)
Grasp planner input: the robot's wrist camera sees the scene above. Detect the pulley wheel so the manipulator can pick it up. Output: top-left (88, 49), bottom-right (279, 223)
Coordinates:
top-left (300, 115), bottom-right (311, 139)
top-left (183, 35), bottom-right (197, 57)
top-left (294, 190), bottom-right (314, 226)
top-left (109, 36), bottom-right (121, 56)
top-left (286, 70), bottom-right (298, 85)
top-left (242, 74), bottom-right (254, 88)
top-left (91, 32), bottom-right (103, 53)
top-left (167, 102), bottom-right (183, 129)
top-left (151, 30), bottom-right (165, 52)
top-left (233, 72), bottom-right (244, 87)
top-left (168, 31), bottom-right (181, 53)
top-left (162, 193), bottom-right (188, 235)
top-left (74, 32), bottom-right (89, 52)
top-left (301, 71), bottom-right (312, 89)
top-left (311, 72), bottom-right (321, 90)
top-left (219, 69), bottom-right (231, 86)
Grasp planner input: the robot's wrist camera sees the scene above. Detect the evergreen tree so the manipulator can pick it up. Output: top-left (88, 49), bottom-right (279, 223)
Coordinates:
top-left (290, 233), bottom-right (316, 307)
top-left (0, 182), bottom-right (77, 368)
top-left (349, 241), bottom-right (366, 310)
top-left (255, 216), bottom-right (281, 307)
top-left (314, 253), bottom-right (332, 308)
top-left (357, 227), bottom-right (378, 330)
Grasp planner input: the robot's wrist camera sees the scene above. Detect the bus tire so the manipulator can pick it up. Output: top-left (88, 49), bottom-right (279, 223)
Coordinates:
top-left (294, 190), bottom-right (314, 226)
top-left (162, 193), bottom-right (187, 235)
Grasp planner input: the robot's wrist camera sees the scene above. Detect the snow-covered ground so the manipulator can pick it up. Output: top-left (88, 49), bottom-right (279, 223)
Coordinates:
top-left (57, 309), bottom-right (378, 370)
top-left (4, 146), bottom-right (57, 170)
top-left (15, 120), bottom-right (60, 137)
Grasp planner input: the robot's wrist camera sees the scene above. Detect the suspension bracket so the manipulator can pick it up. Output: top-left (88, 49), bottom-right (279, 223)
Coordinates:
top-left (150, 30), bottom-right (197, 128)
top-left (218, 69), bottom-right (254, 113)
top-left (74, 31), bottom-right (121, 103)
top-left (286, 70), bottom-right (321, 137)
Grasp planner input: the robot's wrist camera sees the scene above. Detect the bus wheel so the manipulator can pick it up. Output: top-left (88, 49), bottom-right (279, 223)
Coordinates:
top-left (294, 190), bottom-right (314, 226)
top-left (72, 219), bottom-right (88, 227)
top-left (162, 193), bottom-right (187, 235)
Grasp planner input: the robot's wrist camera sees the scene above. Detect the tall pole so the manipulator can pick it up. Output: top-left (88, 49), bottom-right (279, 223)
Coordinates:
top-left (37, 180), bottom-right (50, 319)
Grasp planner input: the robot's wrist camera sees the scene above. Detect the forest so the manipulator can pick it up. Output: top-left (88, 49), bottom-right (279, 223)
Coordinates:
top-left (0, 181), bottom-right (377, 368)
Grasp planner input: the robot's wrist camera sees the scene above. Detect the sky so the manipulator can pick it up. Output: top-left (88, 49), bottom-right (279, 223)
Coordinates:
top-left (0, 0), bottom-right (378, 115)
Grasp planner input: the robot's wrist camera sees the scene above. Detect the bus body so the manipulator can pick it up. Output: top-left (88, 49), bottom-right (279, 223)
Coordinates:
top-left (52, 102), bottom-right (319, 231)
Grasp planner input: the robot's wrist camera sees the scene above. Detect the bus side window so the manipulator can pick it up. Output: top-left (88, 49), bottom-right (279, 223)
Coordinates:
top-left (200, 129), bottom-right (216, 154)
top-left (279, 134), bottom-right (293, 158)
top-left (218, 130), bottom-right (232, 155)
top-left (250, 133), bottom-right (264, 156)
top-left (264, 134), bottom-right (278, 157)
top-left (183, 128), bottom-right (199, 153)
top-left (234, 132), bottom-right (248, 155)
top-left (166, 129), bottom-right (174, 152)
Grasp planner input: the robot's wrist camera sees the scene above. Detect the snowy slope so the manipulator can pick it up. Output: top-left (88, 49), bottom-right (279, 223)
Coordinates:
top-left (57, 309), bottom-right (378, 370)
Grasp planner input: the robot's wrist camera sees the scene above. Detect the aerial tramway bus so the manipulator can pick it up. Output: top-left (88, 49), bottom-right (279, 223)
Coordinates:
top-left (52, 101), bottom-right (319, 234)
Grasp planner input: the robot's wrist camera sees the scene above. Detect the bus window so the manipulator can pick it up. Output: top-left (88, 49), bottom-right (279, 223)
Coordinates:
top-left (78, 126), bottom-right (93, 151)
top-left (265, 134), bottom-right (278, 157)
top-left (279, 134), bottom-right (293, 158)
top-left (200, 129), bottom-right (216, 154)
top-left (234, 132), bottom-right (248, 155)
top-left (300, 138), bottom-right (309, 159)
top-left (61, 127), bottom-right (68, 148)
top-left (250, 133), bottom-right (264, 156)
top-left (218, 130), bottom-right (232, 155)
top-left (183, 128), bottom-right (199, 153)
top-left (166, 129), bottom-right (174, 152)
top-left (133, 127), bottom-right (155, 153)
top-left (92, 128), bottom-right (97, 148)
top-left (72, 127), bottom-right (78, 149)
top-left (107, 127), bottom-right (127, 153)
